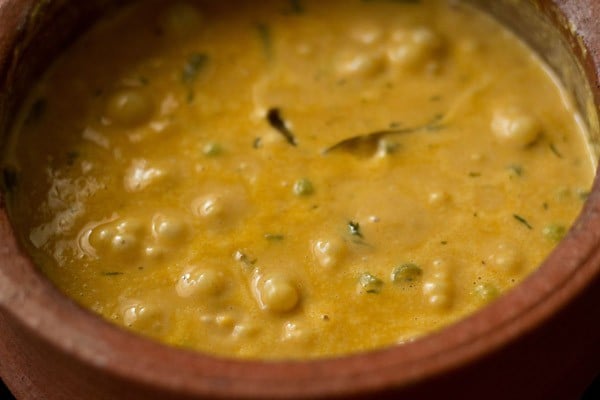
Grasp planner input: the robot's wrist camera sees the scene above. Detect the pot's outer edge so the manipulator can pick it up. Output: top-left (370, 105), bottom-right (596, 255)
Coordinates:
top-left (0, 0), bottom-right (599, 399)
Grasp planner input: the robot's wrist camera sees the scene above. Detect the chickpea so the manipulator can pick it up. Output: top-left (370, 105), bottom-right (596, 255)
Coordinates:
top-left (152, 213), bottom-right (188, 242)
top-left (350, 23), bottom-right (384, 45)
top-left (192, 194), bottom-right (225, 219)
top-left (232, 323), bottom-right (259, 339)
top-left (88, 224), bottom-right (116, 250)
top-left (491, 107), bottom-right (541, 148)
top-left (111, 233), bottom-right (138, 253)
top-left (428, 191), bottom-right (451, 207)
top-left (121, 301), bottom-right (167, 333)
top-left (312, 236), bottom-right (346, 268)
top-left (176, 266), bottom-right (226, 299)
top-left (336, 51), bottom-right (387, 79)
top-left (387, 27), bottom-right (443, 70)
top-left (89, 218), bottom-right (144, 258)
top-left (257, 276), bottom-right (300, 313)
top-left (116, 218), bottom-right (145, 237)
top-left (422, 259), bottom-right (453, 309)
top-left (487, 243), bottom-right (522, 274)
top-left (105, 89), bottom-right (154, 127)
top-left (282, 321), bottom-right (314, 343)
top-left (124, 159), bottom-right (166, 192)
top-left (191, 187), bottom-right (247, 229)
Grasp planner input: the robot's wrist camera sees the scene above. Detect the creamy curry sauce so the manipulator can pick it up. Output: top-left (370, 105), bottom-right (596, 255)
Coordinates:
top-left (3, 0), bottom-right (595, 359)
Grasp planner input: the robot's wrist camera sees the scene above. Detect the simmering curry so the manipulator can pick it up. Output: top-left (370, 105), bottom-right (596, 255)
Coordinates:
top-left (3, 0), bottom-right (594, 359)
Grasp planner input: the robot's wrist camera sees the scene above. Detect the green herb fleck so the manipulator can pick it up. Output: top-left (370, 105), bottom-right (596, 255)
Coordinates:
top-left (513, 214), bottom-right (533, 230)
top-left (256, 23), bottom-right (272, 59)
top-left (101, 271), bottom-right (124, 277)
top-left (576, 188), bottom-right (590, 201)
top-left (391, 263), bottom-right (423, 283)
top-left (203, 142), bottom-right (223, 157)
top-left (469, 172), bottom-right (481, 178)
top-left (549, 143), bottom-right (563, 159)
top-left (542, 224), bottom-right (566, 242)
top-left (293, 178), bottom-right (314, 196)
top-left (264, 233), bottom-right (285, 241)
top-left (182, 53), bottom-right (209, 84)
top-left (235, 250), bottom-right (257, 269)
top-left (508, 164), bottom-right (524, 177)
top-left (424, 113), bottom-right (445, 131)
top-left (473, 283), bottom-right (499, 303)
top-left (359, 273), bottom-right (384, 294)
top-left (348, 221), bottom-right (363, 238)
top-left (1, 166), bottom-right (18, 193)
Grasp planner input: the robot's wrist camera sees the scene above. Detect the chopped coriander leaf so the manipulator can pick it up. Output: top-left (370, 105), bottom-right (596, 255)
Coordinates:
top-left (542, 224), bottom-right (566, 242)
top-left (508, 164), bottom-right (524, 176)
top-left (101, 271), bottom-right (125, 276)
top-left (256, 23), bottom-right (272, 59)
top-left (264, 233), bottom-right (285, 241)
top-left (391, 263), bottom-right (423, 283)
top-left (182, 53), bottom-right (209, 84)
top-left (513, 214), bottom-right (533, 230)
top-left (549, 143), bottom-right (564, 159)
top-left (348, 221), bottom-right (363, 238)
top-left (293, 178), bottom-right (314, 196)
top-left (359, 273), bottom-right (384, 294)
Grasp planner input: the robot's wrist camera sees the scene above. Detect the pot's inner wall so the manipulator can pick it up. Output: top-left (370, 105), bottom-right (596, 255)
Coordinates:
top-left (0, 0), bottom-right (127, 158)
top-left (469, 0), bottom-right (600, 160)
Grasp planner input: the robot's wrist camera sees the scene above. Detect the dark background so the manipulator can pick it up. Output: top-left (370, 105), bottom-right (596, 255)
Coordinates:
top-left (1, 374), bottom-right (599, 399)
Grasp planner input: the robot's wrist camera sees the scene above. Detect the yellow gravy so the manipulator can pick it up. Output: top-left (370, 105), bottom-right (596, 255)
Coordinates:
top-left (3, 0), bottom-right (595, 359)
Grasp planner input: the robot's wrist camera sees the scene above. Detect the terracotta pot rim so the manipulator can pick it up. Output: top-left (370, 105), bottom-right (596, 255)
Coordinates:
top-left (1, 0), bottom-right (599, 398)
top-left (2, 191), bottom-right (600, 398)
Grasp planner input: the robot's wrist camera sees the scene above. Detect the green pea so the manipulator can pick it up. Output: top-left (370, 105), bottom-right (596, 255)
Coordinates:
top-left (542, 224), bottom-right (566, 242)
top-left (391, 263), bottom-right (422, 283)
top-left (293, 178), bottom-right (314, 196)
top-left (358, 273), bottom-right (383, 294)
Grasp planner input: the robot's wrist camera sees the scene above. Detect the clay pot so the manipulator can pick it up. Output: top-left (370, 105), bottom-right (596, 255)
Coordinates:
top-left (0, 1), bottom-right (599, 399)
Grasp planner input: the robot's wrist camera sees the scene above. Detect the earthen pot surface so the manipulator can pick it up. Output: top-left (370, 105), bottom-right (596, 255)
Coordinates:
top-left (0, 1), bottom-right (599, 399)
